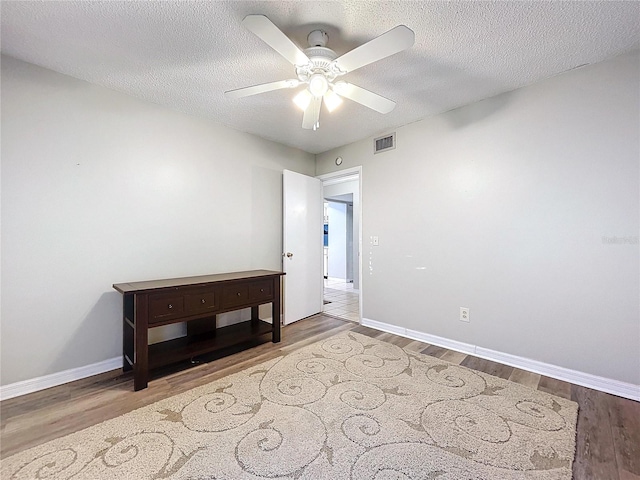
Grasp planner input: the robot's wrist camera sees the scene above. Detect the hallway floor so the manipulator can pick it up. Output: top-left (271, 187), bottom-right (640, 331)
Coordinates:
top-left (322, 277), bottom-right (359, 323)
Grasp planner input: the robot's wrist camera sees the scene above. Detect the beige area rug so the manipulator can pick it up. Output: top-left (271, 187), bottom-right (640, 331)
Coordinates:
top-left (2, 332), bottom-right (578, 479)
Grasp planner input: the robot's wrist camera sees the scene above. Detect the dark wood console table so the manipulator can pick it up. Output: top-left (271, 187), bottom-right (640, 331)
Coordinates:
top-left (113, 270), bottom-right (284, 391)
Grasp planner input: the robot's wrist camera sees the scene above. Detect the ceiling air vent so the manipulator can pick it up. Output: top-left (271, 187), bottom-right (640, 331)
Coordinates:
top-left (374, 133), bottom-right (396, 154)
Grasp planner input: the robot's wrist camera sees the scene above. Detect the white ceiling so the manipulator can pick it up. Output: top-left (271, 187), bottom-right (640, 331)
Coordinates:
top-left (2, 1), bottom-right (639, 154)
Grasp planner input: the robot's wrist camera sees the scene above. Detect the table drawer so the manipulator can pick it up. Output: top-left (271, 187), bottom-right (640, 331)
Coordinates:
top-left (149, 294), bottom-right (184, 322)
top-left (220, 284), bottom-right (250, 309)
top-left (185, 290), bottom-right (217, 314)
top-left (249, 280), bottom-right (273, 302)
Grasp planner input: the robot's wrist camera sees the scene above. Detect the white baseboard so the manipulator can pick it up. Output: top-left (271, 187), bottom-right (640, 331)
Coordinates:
top-left (1, 314), bottom-right (282, 401)
top-left (362, 318), bottom-right (640, 402)
top-left (361, 317), bottom-right (406, 336)
top-left (4, 320), bottom-right (638, 403)
top-left (0, 356), bottom-right (122, 401)
top-left (405, 328), bottom-right (476, 356)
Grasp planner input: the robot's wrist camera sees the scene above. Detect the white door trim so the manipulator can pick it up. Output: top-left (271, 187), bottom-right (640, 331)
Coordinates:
top-left (317, 167), bottom-right (363, 324)
top-left (317, 167), bottom-right (360, 185)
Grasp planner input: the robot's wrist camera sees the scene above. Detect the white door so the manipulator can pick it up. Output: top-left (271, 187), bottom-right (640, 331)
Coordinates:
top-left (283, 170), bottom-right (324, 325)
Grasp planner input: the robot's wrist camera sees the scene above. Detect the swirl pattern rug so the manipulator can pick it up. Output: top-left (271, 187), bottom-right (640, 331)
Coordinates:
top-left (2, 332), bottom-right (578, 479)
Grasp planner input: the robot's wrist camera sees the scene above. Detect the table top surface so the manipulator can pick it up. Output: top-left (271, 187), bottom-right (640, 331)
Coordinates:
top-left (113, 269), bottom-right (285, 294)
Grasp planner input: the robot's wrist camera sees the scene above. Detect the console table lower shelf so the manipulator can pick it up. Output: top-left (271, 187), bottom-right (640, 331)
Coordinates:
top-left (113, 270), bottom-right (284, 391)
top-left (147, 320), bottom-right (273, 370)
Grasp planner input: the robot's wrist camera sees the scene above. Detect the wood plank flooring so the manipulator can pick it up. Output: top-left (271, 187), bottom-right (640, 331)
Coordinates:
top-left (1, 314), bottom-right (639, 479)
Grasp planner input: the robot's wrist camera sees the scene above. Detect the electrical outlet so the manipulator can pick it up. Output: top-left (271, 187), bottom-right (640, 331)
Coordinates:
top-left (460, 307), bottom-right (470, 322)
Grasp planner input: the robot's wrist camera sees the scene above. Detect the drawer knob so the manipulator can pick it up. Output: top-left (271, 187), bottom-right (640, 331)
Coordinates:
top-left (260, 289), bottom-right (264, 292)
top-left (237, 292), bottom-right (241, 296)
top-left (201, 299), bottom-right (206, 304)
top-left (168, 304), bottom-right (173, 309)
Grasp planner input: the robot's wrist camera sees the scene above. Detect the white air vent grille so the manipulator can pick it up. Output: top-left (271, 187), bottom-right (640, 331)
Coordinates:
top-left (374, 133), bottom-right (395, 154)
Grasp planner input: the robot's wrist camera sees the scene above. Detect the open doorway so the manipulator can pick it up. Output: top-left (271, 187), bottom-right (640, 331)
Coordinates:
top-left (318, 168), bottom-right (361, 323)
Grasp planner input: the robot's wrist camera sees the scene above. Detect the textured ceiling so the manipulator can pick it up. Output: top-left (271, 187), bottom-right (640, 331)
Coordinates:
top-left (2, 1), bottom-right (639, 154)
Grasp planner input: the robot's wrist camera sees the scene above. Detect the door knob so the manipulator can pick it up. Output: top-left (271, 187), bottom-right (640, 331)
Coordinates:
top-left (286, 252), bottom-right (293, 258)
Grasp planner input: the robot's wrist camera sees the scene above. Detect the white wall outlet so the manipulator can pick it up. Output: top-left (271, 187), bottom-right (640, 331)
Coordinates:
top-left (460, 307), bottom-right (470, 322)
top-left (372, 236), bottom-right (379, 246)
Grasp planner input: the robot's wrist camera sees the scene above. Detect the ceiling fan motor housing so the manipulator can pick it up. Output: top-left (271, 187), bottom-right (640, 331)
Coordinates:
top-left (297, 46), bottom-right (340, 82)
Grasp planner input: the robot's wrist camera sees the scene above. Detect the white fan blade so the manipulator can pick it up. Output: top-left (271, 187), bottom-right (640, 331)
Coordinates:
top-left (333, 25), bottom-right (414, 73)
top-left (333, 82), bottom-right (396, 114)
top-left (225, 79), bottom-right (299, 99)
top-left (302, 96), bottom-right (322, 129)
top-left (242, 15), bottom-right (310, 66)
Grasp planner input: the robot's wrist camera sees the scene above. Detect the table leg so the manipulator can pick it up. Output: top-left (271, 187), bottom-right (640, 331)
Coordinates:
top-left (134, 294), bottom-right (149, 391)
top-left (272, 277), bottom-right (281, 343)
top-left (122, 294), bottom-right (134, 373)
top-left (251, 306), bottom-right (259, 329)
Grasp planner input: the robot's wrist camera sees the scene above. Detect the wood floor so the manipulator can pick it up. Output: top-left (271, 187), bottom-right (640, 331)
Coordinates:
top-left (1, 314), bottom-right (639, 479)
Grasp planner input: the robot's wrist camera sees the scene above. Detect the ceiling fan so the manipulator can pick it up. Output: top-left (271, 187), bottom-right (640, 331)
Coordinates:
top-left (225, 15), bottom-right (415, 130)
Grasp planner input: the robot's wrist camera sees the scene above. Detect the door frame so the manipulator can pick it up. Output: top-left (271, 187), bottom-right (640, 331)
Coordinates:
top-left (316, 166), bottom-right (363, 324)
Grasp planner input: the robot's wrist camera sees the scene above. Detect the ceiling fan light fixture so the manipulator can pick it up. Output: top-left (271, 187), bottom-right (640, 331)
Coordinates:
top-left (293, 89), bottom-right (313, 111)
top-left (308, 74), bottom-right (329, 97)
top-left (323, 89), bottom-right (343, 112)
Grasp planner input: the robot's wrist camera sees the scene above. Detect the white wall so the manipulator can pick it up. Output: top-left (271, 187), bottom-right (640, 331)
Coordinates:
top-left (323, 179), bottom-right (360, 289)
top-left (316, 51), bottom-right (640, 385)
top-left (327, 202), bottom-right (347, 279)
top-left (0, 56), bottom-right (315, 386)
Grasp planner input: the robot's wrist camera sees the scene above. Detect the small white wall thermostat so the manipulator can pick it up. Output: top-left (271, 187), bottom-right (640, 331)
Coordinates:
top-left (335, 156), bottom-right (343, 166)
